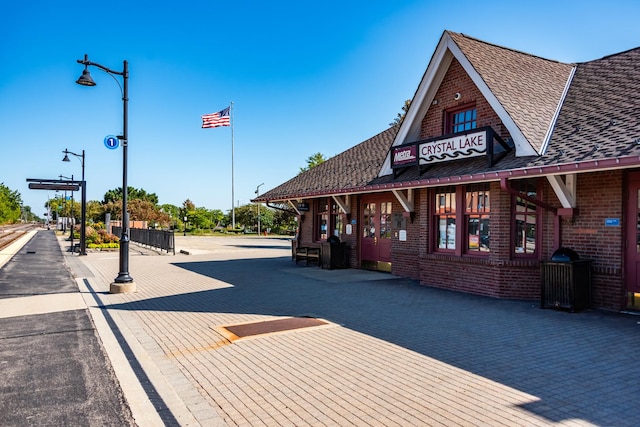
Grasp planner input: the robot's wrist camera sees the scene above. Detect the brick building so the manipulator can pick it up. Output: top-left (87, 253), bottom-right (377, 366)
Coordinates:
top-left (254, 31), bottom-right (640, 312)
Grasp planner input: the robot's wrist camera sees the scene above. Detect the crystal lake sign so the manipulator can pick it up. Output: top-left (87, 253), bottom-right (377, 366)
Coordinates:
top-left (391, 126), bottom-right (512, 170)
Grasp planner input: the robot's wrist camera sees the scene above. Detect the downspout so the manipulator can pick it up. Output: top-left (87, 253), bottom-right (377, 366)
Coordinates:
top-left (500, 178), bottom-right (562, 250)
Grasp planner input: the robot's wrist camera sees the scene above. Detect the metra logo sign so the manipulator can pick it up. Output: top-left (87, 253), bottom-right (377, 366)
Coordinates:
top-left (392, 145), bottom-right (417, 167)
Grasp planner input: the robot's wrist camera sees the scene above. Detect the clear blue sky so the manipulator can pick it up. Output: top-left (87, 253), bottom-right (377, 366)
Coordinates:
top-left (2, 1), bottom-right (638, 217)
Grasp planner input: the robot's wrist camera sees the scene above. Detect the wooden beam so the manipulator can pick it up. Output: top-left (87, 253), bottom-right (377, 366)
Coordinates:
top-left (547, 174), bottom-right (576, 208)
top-left (392, 189), bottom-right (414, 212)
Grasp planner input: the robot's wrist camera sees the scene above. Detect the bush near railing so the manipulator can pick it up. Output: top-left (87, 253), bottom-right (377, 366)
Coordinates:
top-left (112, 226), bottom-right (175, 254)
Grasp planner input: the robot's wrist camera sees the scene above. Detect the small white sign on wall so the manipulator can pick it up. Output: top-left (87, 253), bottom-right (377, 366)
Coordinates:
top-left (399, 230), bottom-right (407, 241)
top-left (346, 224), bottom-right (352, 235)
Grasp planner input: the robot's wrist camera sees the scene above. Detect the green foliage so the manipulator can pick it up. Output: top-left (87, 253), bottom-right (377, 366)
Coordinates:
top-left (87, 242), bottom-right (119, 249)
top-left (0, 183), bottom-right (23, 224)
top-left (299, 152), bottom-right (327, 174)
top-left (226, 203), bottom-right (275, 232)
top-left (390, 99), bottom-right (412, 127)
top-left (102, 186), bottom-right (159, 205)
top-left (179, 204), bottom-right (226, 233)
top-left (85, 226), bottom-right (119, 245)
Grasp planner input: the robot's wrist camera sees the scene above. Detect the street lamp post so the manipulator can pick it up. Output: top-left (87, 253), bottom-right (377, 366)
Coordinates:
top-left (59, 174), bottom-right (75, 253)
top-left (58, 175), bottom-right (67, 234)
top-left (76, 54), bottom-right (135, 293)
top-left (62, 149), bottom-right (86, 255)
top-left (255, 183), bottom-right (264, 236)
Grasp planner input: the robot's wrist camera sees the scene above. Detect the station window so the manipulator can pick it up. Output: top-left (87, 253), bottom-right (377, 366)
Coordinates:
top-left (512, 179), bottom-right (540, 256)
top-left (434, 186), bottom-right (457, 251)
top-left (433, 183), bottom-right (491, 255)
top-left (465, 183), bottom-right (490, 253)
top-left (447, 106), bottom-right (477, 134)
top-left (315, 198), bottom-right (343, 241)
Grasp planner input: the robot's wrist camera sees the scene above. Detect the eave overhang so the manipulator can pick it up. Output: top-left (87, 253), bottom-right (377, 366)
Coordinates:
top-left (254, 155), bottom-right (640, 204)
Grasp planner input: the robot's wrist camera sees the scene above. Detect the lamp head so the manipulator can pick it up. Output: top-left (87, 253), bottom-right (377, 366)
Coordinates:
top-left (76, 68), bottom-right (96, 86)
top-left (62, 153), bottom-right (70, 162)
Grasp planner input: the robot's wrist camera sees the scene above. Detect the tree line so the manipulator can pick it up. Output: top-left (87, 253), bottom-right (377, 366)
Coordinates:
top-left (2, 101), bottom-right (409, 229)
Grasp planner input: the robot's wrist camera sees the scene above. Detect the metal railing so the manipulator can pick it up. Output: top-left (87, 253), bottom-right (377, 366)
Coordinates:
top-left (112, 226), bottom-right (175, 254)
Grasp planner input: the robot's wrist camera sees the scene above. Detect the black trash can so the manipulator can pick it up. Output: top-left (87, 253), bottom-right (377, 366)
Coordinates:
top-left (321, 236), bottom-right (347, 270)
top-left (541, 248), bottom-right (591, 312)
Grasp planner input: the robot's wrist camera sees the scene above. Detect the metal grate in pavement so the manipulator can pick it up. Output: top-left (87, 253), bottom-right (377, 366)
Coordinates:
top-left (218, 317), bottom-right (329, 341)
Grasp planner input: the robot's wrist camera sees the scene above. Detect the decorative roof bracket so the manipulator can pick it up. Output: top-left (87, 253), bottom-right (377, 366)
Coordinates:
top-left (287, 200), bottom-right (301, 215)
top-left (546, 174), bottom-right (576, 208)
top-left (392, 189), bottom-right (414, 213)
top-left (331, 195), bottom-right (350, 214)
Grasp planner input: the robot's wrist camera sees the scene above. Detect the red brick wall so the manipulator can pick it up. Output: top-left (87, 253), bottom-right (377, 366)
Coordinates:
top-left (386, 173), bottom-right (626, 310)
top-left (298, 171), bottom-right (626, 310)
top-left (390, 189), bottom-right (423, 280)
top-left (342, 196), bottom-right (360, 268)
top-left (404, 181), bottom-right (542, 299)
top-left (550, 171), bottom-right (625, 310)
top-left (421, 59), bottom-right (511, 141)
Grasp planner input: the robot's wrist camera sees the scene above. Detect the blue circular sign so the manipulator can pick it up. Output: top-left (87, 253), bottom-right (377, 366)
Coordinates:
top-left (104, 135), bottom-right (120, 150)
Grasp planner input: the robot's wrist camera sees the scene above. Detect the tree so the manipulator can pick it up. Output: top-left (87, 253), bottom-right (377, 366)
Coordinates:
top-left (231, 203), bottom-right (275, 232)
top-left (128, 199), bottom-right (169, 223)
top-left (0, 183), bottom-right (22, 224)
top-left (390, 99), bottom-right (412, 127)
top-left (86, 200), bottom-right (104, 224)
top-left (299, 152), bottom-right (327, 174)
top-left (272, 207), bottom-right (297, 234)
top-left (102, 187), bottom-right (159, 205)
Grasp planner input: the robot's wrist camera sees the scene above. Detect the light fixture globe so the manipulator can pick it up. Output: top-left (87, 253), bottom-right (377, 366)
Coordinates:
top-left (76, 68), bottom-right (96, 86)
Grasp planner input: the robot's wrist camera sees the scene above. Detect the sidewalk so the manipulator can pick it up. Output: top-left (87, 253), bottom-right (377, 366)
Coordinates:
top-left (2, 231), bottom-right (639, 426)
top-left (0, 230), bottom-right (135, 426)
top-left (62, 234), bottom-right (640, 426)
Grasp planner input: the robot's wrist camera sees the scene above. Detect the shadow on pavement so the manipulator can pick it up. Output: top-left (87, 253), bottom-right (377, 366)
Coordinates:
top-left (103, 256), bottom-right (640, 426)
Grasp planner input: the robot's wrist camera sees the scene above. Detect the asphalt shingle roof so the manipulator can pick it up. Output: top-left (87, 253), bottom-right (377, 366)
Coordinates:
top-left (258, 34), bottom-right (640, 202)
top-left (544, 46), bottom-right (640, 161)
top-left (259, 127), bottom-right (397, 201)
top-left (448, 32), bottom-right (575, 153)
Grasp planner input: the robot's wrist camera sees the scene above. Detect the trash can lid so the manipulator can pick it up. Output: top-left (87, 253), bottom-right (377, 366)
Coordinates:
top-left (551, 247), bottom-right (579, 262)
top-left (327, 235), bottom-right (340, 244)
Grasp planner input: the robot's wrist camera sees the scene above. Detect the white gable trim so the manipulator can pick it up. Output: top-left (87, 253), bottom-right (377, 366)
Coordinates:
top-left (379, 31), bottom-right (538, 177)
top-left (540, 66), bottom-right (577, 155)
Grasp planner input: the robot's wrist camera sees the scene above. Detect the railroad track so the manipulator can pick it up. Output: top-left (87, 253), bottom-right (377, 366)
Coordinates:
top-left (0, 223), bottom-right (40, 251)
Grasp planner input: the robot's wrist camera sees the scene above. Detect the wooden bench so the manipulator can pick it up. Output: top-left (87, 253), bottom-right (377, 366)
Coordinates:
top-left (295, 246), bottom-right (321, 266)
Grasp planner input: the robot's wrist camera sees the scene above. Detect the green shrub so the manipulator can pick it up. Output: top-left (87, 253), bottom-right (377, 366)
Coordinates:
top-left (87, 242), bottom-right (119, 249)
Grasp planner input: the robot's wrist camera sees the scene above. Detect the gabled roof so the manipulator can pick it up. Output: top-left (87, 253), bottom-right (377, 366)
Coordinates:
top-left (380, 31), bottom-right (575, 176)
top-left (256, 127), bottom-right (397, 202)
top-left (370, 45), bottom-right (640, 188)
top-left (257, 32), bottom-right (640, 203)
top-left (448, 32), bottom-right (576, 154)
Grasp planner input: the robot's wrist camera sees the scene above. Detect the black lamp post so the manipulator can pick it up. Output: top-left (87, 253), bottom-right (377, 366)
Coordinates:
top-left (59, 174), bottom-right (75, 253)
top-left (62, 149), bottom-right (86, 255)
top-left (255, 183), bottom-right (264, 236)
top-left (76, 54), bottom-right (135, 292)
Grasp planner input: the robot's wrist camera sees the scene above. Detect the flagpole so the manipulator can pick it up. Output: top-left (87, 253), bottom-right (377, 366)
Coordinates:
top-left (231, 101), bottom-right (235, 229)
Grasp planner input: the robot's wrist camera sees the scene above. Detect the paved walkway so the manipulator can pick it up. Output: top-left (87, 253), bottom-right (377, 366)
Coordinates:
top-left (0, 230), bottom-right (135, 426)
top-left (5, 231), bottom-right (640, 426)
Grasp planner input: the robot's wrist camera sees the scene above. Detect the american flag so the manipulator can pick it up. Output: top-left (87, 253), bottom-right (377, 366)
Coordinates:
top-left (202, 107), bottom-right (230, 128)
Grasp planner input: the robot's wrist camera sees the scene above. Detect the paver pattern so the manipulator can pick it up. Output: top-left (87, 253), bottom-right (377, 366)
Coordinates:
top-left (73, 236), bottom-right (640, 426)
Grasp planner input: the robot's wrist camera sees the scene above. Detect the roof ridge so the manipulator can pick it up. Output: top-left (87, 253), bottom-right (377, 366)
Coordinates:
top-left (582, 45), bottom-right (640, 63)
top-left (447, 30), bottom-right (574, 66)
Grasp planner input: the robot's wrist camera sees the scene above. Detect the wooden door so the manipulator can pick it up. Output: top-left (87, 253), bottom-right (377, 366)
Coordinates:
top-left (361, 196), bottom-right (392, 264)
top-left (625, 172), bottom-right (640, 295)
